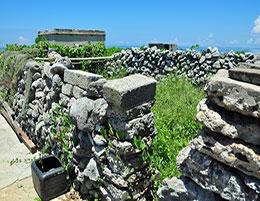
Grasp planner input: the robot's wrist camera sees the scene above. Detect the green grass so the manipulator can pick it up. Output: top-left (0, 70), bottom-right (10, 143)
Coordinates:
top-left (151, 74), bottom-right (204, 182)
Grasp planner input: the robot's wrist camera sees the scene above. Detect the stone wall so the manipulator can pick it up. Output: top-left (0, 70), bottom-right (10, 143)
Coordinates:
top-left (157, 64), bottom-right (260, 201)
top-left (107, 46), bottom-right (255, 85)
top-left (12, 53), bottom-right (157, 200)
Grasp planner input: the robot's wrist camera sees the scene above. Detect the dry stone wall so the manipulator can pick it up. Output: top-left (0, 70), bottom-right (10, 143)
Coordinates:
top-left (107, 46), bottom-right (255, 85)
top-left (12, 52), bottom-right (157, 200)
top-left (157, 64), bottom-right (260, 201)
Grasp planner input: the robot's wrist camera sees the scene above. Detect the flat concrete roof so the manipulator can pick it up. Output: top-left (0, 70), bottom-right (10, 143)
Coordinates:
top-left (38, 28), bottom-right (105, 36)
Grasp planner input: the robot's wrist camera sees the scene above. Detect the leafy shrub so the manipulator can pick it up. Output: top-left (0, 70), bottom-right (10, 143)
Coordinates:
top-left (151, 74), bottom-right (204, 182)
top-left (190, 44), bottom-right (200, 50)
top-left (5, 41), bottom-right (123, 58)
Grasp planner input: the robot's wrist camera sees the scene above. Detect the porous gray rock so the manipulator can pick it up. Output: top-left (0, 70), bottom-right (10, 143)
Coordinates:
top-left (93, 134), bottom-right (107, 146)
top-left (59, 93), bottom-right (70, 107)
top-left (86, 78), bottom-right (107, 98)
top-left (103, 167), bottom-right (128, 188)
top-left (72, 86), bottom-right (85, 99)
top-left (199, 56), bottom-right (206, 64)
top-left (103, 74), bottom-right (156, 110)
top-left (108, 112), bottom-right (155, 140)
top-left (61, 83), bottom-right (73, 97)
top-left (32, 72), bottom-right (41, 80)
top-left (52, 74), bottom-right (63, 88)
top-left (50, 63), bottom-right (67, 76)
top-left (106, 151), bottom-right (146, 177)
top-left (196, 99), bottom-right (260, 145)
top-left (101, 182), bottom-right (129, 201)
top-left (191, 129), bottom-right (260, 179)
top-left (69, 97), bottom-right (94, 131)
top-left (157, 176), bottom-right (218, 201)
top-left (43, 62), bottom-right (53, 79)
top-left (31, 78), bottom-right (44, 89)
top-left (64, 69), bottom-right (103, 90)
top-left (111, 140), bottom-right (139, 156)
top-left (205, 69), bottom-right (260, 118)
top-left (229, 65), bottom-right (260, 85)
top-left (55, 56), bottom-right (74, 69)
top-left (91, 98), bottom-right (108, 125)
top-left (83, 158), bottom-right (100, 182)
top-left (177, 147), bottom-right (259, 201)
top-left (107, 101), bottom-right (154, 121)
top-left (35, 91), bottom-right (45, 99)
top-left (26, 60), bottom-right (41, 73)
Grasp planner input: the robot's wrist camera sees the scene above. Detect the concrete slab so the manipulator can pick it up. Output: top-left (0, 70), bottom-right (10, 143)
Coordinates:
top-left (103, 74), bottom-right (157, 110)
top-left (0, 114), bottom-right (38, 189)
top-left (229, 67), bottom-right (260, 85)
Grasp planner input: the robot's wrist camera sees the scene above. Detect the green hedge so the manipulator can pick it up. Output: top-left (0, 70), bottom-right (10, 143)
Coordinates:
top-left (5, 41), bottom-right (123, 58)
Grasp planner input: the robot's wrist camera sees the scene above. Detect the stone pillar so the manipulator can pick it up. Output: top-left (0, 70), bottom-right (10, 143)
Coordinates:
top-left (101, 74), bottom-right (157, 200)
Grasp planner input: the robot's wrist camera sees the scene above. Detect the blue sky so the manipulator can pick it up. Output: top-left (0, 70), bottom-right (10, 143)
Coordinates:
top-left (1, 0), bottom-right (260, 48)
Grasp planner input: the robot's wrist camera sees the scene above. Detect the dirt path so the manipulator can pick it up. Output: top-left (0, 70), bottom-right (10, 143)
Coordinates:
top-left (0, 176), bottom-right (83, 201)
top-left (0, 176), bottom-right (38, 201)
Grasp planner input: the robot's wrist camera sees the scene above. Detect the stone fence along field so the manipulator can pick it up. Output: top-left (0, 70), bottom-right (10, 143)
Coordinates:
top-left (11, 52), bottom-right (157, 200)
top-left (107, 46), bottom-right (255, 85)
top-left (4, 46), bottom-right (260, 200)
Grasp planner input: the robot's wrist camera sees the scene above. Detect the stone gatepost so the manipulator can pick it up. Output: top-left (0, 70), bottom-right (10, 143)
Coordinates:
top-left (100, 74), bottom-right (157, 200)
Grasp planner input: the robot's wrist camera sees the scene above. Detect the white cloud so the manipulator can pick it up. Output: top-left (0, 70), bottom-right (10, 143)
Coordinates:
top-left (229, 40), bottom-right (239, 45)
top-left (247, 37), bottom-right (260, 45)
top-left (253, 15), bottom-right (260, 33)
top-left (18, 36), bottom-right (30, 45)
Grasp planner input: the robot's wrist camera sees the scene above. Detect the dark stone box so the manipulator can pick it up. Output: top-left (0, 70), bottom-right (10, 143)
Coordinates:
top-left (31, 155), bottom-right (69, 201)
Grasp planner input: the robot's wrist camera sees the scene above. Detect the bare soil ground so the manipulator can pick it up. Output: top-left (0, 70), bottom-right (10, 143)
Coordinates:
top-left (0, 176), bottom-right (82, 201)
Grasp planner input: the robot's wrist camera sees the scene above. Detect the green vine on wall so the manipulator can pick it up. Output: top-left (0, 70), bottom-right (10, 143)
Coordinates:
top-left (48, 105), bottom-right (75, 172)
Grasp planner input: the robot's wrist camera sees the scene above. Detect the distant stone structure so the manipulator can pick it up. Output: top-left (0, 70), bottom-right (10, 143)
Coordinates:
top-left (38, 28), bottom-right (105, 45)
top-left (148, 43), bottom-right (177, 52)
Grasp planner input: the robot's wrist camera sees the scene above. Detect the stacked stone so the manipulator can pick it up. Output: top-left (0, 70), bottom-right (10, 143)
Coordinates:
top-left (68, 74), bottom-right (157, 200)
top-left (158, 64), bottom-right (260, 201)
top-left (60, 69), bottom-right (105, 109)
top-left (107, 46), bottom-right (254, 85)
top-left (65, 73), bottom-right (108, 199)
top-left (11, 51), bottom-right (159, 200)
top-left (97, 74), bottom-right (157, 200)
top-left (12, 54), bottom-right (74, 148)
